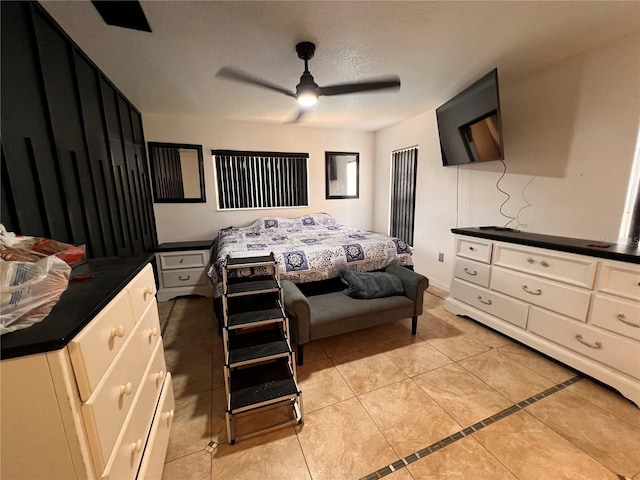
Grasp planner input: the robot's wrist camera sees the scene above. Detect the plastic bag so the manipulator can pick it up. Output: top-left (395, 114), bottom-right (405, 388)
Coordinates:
top-left (0, 245), bottom-right (71, 335)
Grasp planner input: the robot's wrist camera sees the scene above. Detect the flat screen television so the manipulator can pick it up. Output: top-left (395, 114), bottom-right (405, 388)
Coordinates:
top-left (436, 68), bottom-right (504, 167)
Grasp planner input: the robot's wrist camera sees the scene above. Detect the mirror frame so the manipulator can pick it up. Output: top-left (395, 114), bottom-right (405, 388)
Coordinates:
top-left (325, 151), bottom-right (359, 199)
top-left (148, 142), bottom-right (206, 203)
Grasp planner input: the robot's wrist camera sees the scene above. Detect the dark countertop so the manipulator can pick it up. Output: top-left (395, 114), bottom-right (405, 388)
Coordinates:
top-left (452, 228), bottom-right (640, 264)
top-left (155, 240), bottom-right (215, 252)
top-left (1, 255), bottom-right (153, 360)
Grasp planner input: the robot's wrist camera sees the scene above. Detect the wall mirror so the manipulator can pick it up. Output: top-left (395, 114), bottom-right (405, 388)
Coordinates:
top-left (325, 151), bottom-right (359, 199)
top-left (148, 142), bottom-right (206, 203)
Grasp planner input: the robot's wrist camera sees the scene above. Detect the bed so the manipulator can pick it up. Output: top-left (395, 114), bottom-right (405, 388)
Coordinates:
top-left (207, 213), bottom-right (413, 296)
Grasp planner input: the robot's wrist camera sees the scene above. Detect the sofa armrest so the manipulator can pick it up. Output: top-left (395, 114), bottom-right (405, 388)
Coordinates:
top-left (281, 280), bottom-right (311, 345)
top-left (385, 265), bottom-right (429, 316)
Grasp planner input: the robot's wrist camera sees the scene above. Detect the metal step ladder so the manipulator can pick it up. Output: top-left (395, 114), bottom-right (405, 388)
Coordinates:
top-left (221, 254), bottom-right (303, 444)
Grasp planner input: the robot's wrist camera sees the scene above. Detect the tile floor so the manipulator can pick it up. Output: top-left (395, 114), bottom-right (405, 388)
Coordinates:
top-left (157, 287), bottom-right (640, 480)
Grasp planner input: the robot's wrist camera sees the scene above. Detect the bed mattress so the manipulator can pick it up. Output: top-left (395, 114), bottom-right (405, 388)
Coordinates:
top-left (207, 213), bottom-right (412, 296)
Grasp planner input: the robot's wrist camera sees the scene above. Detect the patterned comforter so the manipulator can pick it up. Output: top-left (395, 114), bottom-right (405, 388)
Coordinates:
top-left (207, 213), bottom-right (412, 296)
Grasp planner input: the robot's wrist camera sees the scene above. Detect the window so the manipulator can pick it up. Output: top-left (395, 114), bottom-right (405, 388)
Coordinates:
top-left (619, 129), bottom-right (640, 244)
top-left (389, 147), bottom-right (418, 245)
top-left (213, 150), bottom-right (309, 209)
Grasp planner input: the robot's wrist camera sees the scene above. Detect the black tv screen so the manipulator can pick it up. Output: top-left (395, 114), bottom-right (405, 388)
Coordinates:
top-left (436, 68), bottom-right (504, 166)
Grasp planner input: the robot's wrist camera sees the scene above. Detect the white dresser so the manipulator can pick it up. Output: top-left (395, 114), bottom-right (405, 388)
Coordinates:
top-left (445, 229), bottom-right (640, 406)
top-left (155, 240), bottom-right (215, 302)
top-left (0, 258), bottom-right (174, 479)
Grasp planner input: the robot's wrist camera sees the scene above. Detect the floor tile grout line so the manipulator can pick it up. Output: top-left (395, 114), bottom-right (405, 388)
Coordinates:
top-left (358, 374), bottom-right (584, 480)
top-left (160, 298), bottom-right (177, 337)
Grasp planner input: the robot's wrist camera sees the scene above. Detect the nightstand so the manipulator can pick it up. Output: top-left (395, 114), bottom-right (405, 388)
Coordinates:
top-left (155, 240), bottom-right (215, 302)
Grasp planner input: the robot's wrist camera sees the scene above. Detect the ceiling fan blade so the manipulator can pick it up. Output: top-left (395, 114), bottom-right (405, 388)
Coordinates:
top-left (285, 109), bottom-right (309, 124)
top-left (318, 76), bottom-right (401, 97)
top-left (216, 67), bottom-right (295, 98)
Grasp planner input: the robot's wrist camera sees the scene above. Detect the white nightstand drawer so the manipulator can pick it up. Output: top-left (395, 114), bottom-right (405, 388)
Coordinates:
top-left (491, 266), bottom-right (591, 321)
top-left (590, 293), bottom-right (640, 341)
top-left (69, 289), bottom-right (137, 401)
top-left (137, 373), bottom-right (175, 480)
top-left (161, 268), bottom-right (208, 288)
top-left (529, 307), bottom-right (640, 380)
top-left (493, 244), bottom-right (597, 288)
top-left (127, 264), bottom-right (157, 321)
top-left (598, 262), bottom-right (640, 301)
top-left (456, 237), bottom-right (493, 264)
top-left (82, 306), bottom-right (161, 467)
top-left (450, 278), bottom-right (529, 329)
top-left (159, 251), bottom-right (207, 270)
top-left (454, 258), bottom-right (491, 288)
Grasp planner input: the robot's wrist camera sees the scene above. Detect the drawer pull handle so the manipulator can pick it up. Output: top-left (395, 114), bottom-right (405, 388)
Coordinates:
top-left (477, 296), bottom-right (493, 305)
top-left (527, 257), bottom-right (535, 264)
top-left (469, 246), bottom-right (476, 251)
top-left (130, 439), bottom-right (143, 454)
top-left (178, 275), bottom-right (191, 281)
top-left (540, 261), bottom-right (550, 268)
top-left (110, 325), bottom-right (125, 339)
top-left (143, 286), bottom-right (154, 300)
top-left (616, 313), bottom-right (640, 328)
top-left (164, 409), bottom-right (175, 423)
top-left (575, 333), bottom-right (602, 350)
top-left (522, 285), bottom-right (542, 295)
top-left (179, 258), bottom-right (184, 263)
top-left (463, 268), bottom-right (478, 276)
top-left (148, 327), bottom-right (158, 339)
top-left (119, 382), bottom-right (133, 396)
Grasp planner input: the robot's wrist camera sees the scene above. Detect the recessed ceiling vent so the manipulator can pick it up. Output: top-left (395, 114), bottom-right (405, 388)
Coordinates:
top-left (91, 1), bottom-right (152, 32)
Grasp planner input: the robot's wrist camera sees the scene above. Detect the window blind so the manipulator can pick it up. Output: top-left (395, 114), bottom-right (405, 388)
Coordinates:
top-left (390, 147), bottom-right (418, 245)
top-left (213, 150), bottom-right (309, 209)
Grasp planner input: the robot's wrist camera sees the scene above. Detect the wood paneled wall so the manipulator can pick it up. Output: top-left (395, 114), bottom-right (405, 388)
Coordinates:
top-left (1, 1), bottom-right (157, 258)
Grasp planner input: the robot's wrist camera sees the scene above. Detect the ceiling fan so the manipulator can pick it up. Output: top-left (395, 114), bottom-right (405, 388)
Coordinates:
top-left (216, 42), bottom-right (401, 122)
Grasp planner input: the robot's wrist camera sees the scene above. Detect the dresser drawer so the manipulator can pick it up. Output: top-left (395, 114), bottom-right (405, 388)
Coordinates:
top-left (82, 306), bottom-right (161, 468)
top-left (590, 293), bottom-right (640, 341)
top-left (529, 307), bottom-right (640, 380)
top-left (161, 267), bottom-right (208, 288)
top-left (127, 264), bottom-right (157, 321)
top-left (456, 237), bottom-right (492, 264)
top-left (450, 278), bottom-right (529, 329)
top-left (159, 251), bottom-right (208, 270)
top-left (598, 262), bottom-right (640, 301)
top-left (69, 289), bottom-right (137, 401)
top-left (454, 258), bottom-right (491, 288)
top-left (491, 266), bottom-right (591, 321)
top-left (137, 373), bottom-right (175, 480)
top-left (102, 348), bottom-right (169, 480)
top-left (493, 244), bottom-right (597, 288)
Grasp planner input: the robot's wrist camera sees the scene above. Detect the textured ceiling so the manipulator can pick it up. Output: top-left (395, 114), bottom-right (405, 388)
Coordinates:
top-left (41, 1), bottom-right (639, 131)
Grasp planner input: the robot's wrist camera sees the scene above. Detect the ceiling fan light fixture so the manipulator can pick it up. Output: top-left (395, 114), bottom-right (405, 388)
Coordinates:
top-left (297, 91), bottom-right (318, 107)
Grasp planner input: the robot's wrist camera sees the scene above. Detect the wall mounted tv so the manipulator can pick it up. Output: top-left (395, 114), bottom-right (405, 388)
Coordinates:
top-left (436, 68), bottom-right (504, 167)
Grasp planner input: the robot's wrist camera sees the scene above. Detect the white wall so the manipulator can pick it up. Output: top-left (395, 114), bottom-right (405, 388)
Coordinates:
top-left (143, 116), bottom-right (375, 243)
top-left (374, 32), bottom-right (640, 291)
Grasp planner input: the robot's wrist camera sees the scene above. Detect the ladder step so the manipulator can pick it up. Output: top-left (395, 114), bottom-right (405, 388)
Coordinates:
top-left (225, 254), bottom-right (277, 269)
top-left (226, 278), bottom-right (280, 296)
top-left (228, 329), bottom-right (291, 367)
top-left (229, 359), bottom-right (299, 412)
top-left (227, 307), bottom-right (285, 329)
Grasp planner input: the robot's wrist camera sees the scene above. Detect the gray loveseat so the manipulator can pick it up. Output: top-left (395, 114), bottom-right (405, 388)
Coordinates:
top-left (282, 265), bottom-right (429, 364)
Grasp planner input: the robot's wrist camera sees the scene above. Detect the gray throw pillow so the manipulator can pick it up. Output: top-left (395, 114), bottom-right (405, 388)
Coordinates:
top-left (339, 269), bottom-right (404, 299)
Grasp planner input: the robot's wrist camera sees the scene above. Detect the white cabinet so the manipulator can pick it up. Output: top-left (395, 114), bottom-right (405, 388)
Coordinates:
top-left (445, 233), bottom-right (640, 407)
top-left (0, 262), bottom-right (174, 479)
top-left (155, 240), bottom-right (214, 302)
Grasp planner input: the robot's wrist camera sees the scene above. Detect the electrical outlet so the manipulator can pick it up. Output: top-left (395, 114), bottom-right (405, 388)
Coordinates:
top-left (438, 252), bottom-right (444, 262)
